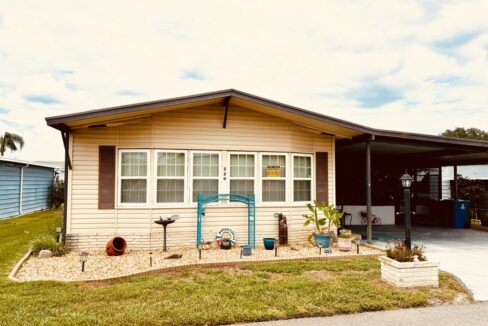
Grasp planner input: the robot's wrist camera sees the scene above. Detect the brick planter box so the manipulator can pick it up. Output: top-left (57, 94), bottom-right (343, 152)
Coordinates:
top-left (379, 256), bottom-right (439, 288)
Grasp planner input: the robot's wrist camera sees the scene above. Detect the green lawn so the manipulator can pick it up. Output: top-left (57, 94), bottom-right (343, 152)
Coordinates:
top-left (0, 210), bottom-right (472, 326)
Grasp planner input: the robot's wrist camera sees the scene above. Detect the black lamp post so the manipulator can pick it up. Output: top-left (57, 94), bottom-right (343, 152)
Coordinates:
top-left (400, 172), bottom-right (413, 251)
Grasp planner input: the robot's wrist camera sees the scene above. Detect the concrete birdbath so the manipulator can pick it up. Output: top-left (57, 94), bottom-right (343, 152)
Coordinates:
top-left (154, 215), bottom-right (179, 252)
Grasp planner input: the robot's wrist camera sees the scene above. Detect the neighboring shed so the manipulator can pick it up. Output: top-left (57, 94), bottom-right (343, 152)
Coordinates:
top-left (0, 158), bottom-right (57, 219)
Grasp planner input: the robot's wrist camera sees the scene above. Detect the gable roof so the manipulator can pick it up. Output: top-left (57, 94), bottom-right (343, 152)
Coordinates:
top-left (45, 89), bottom-right (371, 139)
top-left (45, 89), bottom-right (488, 150)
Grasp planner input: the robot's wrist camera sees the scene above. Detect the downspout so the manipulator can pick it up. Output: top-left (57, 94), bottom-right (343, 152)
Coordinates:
top-left (61, 130), bottom-right (71, 244)
top-left (19, 163), bottom-right (29, 215)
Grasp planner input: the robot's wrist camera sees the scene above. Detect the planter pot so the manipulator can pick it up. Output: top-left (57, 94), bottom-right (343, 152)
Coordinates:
top-left (337, 237), bottom-right (352, 251)
top-left (313, 233), bottom-right (331, 248)
top-left (241, 245), bottom-right (252, 256)
top-left (220, 239), bottom-right (232, 250)
top-left (106, 237), bottom-right (127, 256)
top-left (379, 256), bottom-right (439, 288)
top-left (263, 238), bottom-right (276, 250)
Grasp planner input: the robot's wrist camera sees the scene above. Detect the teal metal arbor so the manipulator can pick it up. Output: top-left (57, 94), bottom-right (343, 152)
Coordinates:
top-left (196, 193), bottom-right (256, 248)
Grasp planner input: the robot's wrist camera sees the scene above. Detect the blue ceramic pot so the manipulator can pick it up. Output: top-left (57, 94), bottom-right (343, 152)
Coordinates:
top-left (263, 238), bottom-right (276, 250)
top-left (313, 234), bottom-right (331, 248)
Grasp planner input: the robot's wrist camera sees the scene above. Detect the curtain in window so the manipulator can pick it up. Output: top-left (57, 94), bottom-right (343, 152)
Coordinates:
top-left (192, 153), bottom-right (219, 201)
top-left (120, 152), bottom-right (148, 203)
top-left (293, 156), bottom-right (311, 201)
top-left (157, 152), bottom-right (185, 203)
top-left (230, 154), bottom-right (255, 198)
top-left (262, 154), bottom-right (286, 202)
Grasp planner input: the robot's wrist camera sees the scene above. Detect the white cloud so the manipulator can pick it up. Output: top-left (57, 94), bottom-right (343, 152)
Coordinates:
top-left (0, 0), bottom-right (487, 161)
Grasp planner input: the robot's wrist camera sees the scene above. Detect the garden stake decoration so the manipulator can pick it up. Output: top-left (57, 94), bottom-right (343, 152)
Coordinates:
top-left (79, 251), bottom-right (89, 272)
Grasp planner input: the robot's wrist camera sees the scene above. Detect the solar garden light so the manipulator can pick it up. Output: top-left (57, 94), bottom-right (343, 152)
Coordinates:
top-left (79, 251), bottom-right (89, 272)
top-left (149, 251), bottom-right (153, 267)
top-left (353, 239), bottom-right (360, 254)
top-left (56, 227), bottom-right (62, 243)
top-left (400, 171), bottom-right (413, 251)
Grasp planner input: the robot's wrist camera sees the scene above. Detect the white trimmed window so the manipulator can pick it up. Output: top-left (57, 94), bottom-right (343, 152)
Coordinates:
top-left (192, 152), bottom-right (219, 202)
top-left (293, 154), bottom-right (312, 202)
top-left (155, 151), bottom-right (186, 203)
top-left (229, 153), bottom-right (255, 198)
top-left (261, 154), bottom-right (287, 202)
top-left (119, 150), bottom-right (149, 205)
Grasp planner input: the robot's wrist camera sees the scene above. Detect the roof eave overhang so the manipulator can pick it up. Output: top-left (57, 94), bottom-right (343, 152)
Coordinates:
top-left (44, 89), bottom-right (373, 136)
top-left (45, 88), bottom-right (488, 152)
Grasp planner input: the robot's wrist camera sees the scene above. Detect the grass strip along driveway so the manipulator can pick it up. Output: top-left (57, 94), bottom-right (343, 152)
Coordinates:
top-left (0, 210), bottom-right (472, 325)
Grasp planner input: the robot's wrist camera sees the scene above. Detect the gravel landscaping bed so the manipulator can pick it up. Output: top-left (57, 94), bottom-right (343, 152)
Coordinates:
top-left (15, 244), bottom-right (382, 282)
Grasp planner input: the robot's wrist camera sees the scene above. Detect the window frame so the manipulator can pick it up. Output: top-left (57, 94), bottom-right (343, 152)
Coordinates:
top-left (190, 150), bottom-right (222, 204)
top-left (117, 149), bottom-right (150, 208)
top-left (259, 152), bottom-right (288, 205)
top-left (292, 153), bottom-right (314, 203)
top-left (153, 150), bottom-right (187, 207)
top-left (228, 151), bottom-right (257, 201)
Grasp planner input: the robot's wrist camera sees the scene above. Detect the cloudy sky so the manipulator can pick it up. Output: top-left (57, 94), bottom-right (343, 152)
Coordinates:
top-left (0, 0), bottom-right (487, 161)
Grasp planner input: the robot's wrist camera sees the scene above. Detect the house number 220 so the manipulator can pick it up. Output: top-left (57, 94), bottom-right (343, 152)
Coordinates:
top-left (223, 167), bottom-right (227, 180)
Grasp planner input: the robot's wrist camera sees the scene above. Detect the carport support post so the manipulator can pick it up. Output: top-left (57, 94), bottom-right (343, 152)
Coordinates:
top-left (365, 138), bottom-right (372, 244)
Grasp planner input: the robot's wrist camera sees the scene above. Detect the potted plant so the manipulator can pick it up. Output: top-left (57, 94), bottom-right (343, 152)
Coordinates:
top-left (303, 201), bottom-right (343, 248)
top-left (337, 229), bottom-right (352, 251)
top-left (263, 238), bottom-right (276, 250)
top-left (379, 241), bottom-right (439, 288)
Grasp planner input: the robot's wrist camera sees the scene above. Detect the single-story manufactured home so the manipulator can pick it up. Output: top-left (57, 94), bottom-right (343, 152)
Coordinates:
top-left (45, 89), bottom-right (488, 249)
top-left (0, 158), bottom-right (58, 219)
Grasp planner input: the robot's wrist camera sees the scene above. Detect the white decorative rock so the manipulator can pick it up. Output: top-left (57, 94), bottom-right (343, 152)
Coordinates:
top-left (379, 256), bottom-right (439, 288)
top-left (38, 250), bottom-right (53, 258)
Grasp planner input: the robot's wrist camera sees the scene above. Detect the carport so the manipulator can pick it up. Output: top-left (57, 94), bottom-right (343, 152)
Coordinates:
top-left (336, 130), bottom-right (488, 243)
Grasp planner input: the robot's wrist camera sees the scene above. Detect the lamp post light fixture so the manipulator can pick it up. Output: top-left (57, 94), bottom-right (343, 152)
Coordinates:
top-left (79, 251), bottom-right (89, 272)
top-left (400, 172), bottom-right (413, 251)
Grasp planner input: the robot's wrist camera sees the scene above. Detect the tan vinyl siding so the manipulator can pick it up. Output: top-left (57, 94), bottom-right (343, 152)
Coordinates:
top-left (67, 105), bottom-right (335, 249)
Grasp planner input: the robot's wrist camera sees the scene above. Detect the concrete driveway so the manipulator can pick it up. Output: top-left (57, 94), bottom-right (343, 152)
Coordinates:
top-left (236, 302), bottom-right (488, 326)
top-left (357, 225), bottom-right (488, 301)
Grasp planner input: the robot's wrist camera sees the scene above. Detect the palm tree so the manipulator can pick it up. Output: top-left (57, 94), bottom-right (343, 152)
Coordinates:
top-left (0, 131), bottom-right (25, 156)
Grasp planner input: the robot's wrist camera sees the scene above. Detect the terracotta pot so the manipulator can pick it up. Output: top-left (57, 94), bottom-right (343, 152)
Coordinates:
top-left (106, 237), bottom-right (127, 256)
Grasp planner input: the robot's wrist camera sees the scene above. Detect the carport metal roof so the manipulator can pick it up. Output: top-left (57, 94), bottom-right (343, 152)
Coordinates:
top-left (337, 133), bottom-right (488, 167)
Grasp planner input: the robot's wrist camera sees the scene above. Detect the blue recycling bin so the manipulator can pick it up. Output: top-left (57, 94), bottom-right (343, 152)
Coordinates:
top-left (453, 200), bottom-right (470, 229)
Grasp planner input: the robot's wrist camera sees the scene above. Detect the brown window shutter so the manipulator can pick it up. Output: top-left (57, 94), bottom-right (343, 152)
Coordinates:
top-left (99, 146), bottom-right (116, 209)
top-left (316, 152), bottom-right (329, 204)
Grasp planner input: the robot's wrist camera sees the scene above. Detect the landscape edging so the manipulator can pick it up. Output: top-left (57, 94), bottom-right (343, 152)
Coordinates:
top-left (8, 250), bottom-right (32, 281)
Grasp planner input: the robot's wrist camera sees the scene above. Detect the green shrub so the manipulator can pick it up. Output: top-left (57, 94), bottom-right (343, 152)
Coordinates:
top-left (47, 210), bottom-right (63, 239)
top-left (31, 235), bottom-right (65, 257)
top-left (49, 174), bottom-right (64, 209)
top-left (338, 229), bottom-right (352, 239)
